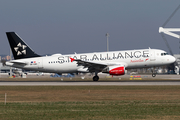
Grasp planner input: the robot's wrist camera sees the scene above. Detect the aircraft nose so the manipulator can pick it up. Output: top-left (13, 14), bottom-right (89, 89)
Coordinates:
top-left (170, 56), bottom-right (176, 63)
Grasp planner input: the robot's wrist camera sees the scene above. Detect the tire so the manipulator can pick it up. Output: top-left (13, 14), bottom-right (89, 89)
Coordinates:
top-left (152, 73), bottom-right (156, 77)
top-left (93, 76), bottom-right (99, 81)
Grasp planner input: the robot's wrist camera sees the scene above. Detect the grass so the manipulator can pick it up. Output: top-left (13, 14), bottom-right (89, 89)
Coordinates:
top-left (0, 86), bottom-right (180, 119)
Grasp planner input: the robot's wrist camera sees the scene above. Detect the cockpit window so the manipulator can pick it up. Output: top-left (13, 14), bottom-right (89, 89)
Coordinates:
top-left (161, 53), bottom-right (168, 56)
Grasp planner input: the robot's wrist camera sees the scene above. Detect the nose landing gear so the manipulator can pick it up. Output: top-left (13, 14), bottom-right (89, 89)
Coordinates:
top-left (151, 67), bottom-right (157, 77)
top-left (152, 73), bottom-right (156, 77)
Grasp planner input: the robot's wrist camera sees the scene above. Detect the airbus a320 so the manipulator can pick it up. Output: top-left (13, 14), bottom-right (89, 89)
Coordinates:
top-left (5, 32), bottom-right (176, 81)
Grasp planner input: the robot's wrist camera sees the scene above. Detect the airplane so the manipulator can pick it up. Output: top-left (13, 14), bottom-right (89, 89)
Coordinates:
top-left (5, 32), bottom-right (176, 81)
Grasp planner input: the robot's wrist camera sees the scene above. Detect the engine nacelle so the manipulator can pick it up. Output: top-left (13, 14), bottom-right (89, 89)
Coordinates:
top-left (102, 65), bottom-right (125, 75)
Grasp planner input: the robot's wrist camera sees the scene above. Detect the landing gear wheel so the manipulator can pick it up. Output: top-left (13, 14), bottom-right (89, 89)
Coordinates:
top-left (152, 73), bottom-right (156, 77)
top-left (93, 76), bottom-right (99, 81)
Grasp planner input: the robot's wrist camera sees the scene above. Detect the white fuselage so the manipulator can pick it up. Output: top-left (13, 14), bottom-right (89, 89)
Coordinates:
top-left (6, 49), bottom-right (176, 74)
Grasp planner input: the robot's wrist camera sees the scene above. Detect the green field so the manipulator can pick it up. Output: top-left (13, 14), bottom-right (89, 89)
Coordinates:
top-left (0, 86), bottom-right (180, 120)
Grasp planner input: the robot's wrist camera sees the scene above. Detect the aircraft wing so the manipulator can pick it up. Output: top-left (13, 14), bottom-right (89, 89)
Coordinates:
top-left (74, 59), bottom-right (107, 72)
top-left (70, 58), bottom-right (123, 73)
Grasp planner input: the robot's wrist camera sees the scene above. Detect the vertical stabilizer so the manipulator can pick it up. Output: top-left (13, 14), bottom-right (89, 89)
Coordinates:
top-left (6, 32), bottom-right (40, 59)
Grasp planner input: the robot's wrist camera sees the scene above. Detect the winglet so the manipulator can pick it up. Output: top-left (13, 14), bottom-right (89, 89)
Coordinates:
top-left (70, 57), bottom-right (75, 62)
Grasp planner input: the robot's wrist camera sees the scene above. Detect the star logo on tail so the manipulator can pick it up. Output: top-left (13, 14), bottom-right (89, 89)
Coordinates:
top-left (14, 42), bottom-right (27, 56)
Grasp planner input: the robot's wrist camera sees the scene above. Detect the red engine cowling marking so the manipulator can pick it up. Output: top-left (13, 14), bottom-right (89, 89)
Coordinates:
top-left (109, 66), bottom-right (125, 75)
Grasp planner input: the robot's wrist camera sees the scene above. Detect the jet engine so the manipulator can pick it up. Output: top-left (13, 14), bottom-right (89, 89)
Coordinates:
top-left (102, 65), bottom-right (125, 75)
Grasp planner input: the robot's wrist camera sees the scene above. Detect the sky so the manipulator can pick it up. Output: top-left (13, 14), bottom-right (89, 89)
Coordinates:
top-left (0, 0), bottom-right (180, 56)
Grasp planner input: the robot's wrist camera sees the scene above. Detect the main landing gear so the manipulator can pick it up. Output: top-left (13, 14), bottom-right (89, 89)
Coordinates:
top-left (93, 75), bottom-right (99, 81)
top-left (93, 72), bottom-right (99, 81)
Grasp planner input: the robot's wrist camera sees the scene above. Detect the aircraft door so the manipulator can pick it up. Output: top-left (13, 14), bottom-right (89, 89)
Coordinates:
top-left (38, 59), bottom-right (43, 69)
top-left (150, 50), bottom-right (156, 64)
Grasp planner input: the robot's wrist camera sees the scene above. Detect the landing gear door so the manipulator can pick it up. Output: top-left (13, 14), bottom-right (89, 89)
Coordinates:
top-left (38, 59), bottom-right (43, 69)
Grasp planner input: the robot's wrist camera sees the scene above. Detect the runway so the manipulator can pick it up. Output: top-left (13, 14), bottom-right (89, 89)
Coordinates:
top-left (1, 80), bottom-right (180, 86)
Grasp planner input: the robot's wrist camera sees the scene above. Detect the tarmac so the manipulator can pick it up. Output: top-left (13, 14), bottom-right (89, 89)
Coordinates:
top-left (0, 81), bottom-right (180, 86)
top-left (0, 74), bottom-right (180, 86)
